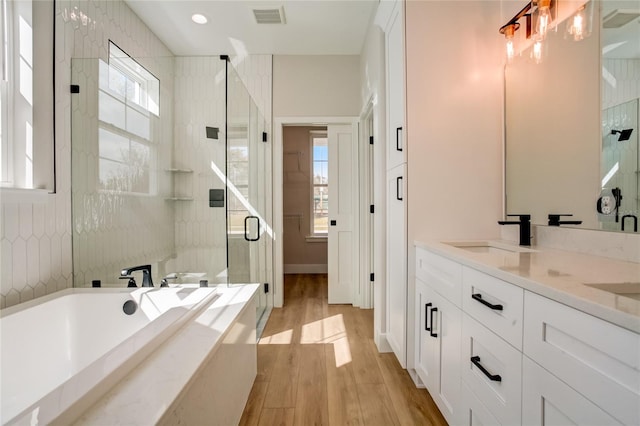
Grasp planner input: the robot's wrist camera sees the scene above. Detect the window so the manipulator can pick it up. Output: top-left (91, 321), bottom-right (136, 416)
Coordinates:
top-left (97, 42), bottom-right (159, 194)
top-left (1, 0), bottom-right (54, 190)
top-left (311, 131), bottom-right (328, 235)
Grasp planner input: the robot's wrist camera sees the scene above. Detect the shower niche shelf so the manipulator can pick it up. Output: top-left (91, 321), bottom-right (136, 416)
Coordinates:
top-left (165, 168), bottom-right (194, 201)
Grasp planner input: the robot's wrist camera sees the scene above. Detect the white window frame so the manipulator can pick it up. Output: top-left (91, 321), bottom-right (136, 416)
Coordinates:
top-left (309, 130), bottom-right (328, 238)
top-left (0, 0), bottom-right (54, 193)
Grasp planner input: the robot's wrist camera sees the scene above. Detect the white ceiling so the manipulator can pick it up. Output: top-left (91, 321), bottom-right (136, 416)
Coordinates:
top-left (125, 0), bottom-right (379, 56)
top-left (601, 0), bottom-right (640, 59)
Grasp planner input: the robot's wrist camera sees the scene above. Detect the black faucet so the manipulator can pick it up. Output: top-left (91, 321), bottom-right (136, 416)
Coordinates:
top-left (621, 215), bottom-right (638, 232)
top-left (498, 214), bottom-right (531, 246)
top-left (121, 265), bottom-right (154, 287)
top-left (548, 214), bottom-right (583, 227)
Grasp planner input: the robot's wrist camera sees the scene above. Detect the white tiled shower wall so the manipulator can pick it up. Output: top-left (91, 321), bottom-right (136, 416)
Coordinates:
top-left (0, 0), bottom-right (173, 308)
top-left (0, 0), bottom-right (273, 308)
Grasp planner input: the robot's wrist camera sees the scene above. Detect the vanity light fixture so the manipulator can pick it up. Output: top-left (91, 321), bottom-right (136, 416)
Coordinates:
top-left (530, 39), bottom-right (545, 64)
top-left (566, 6), bottom-right (586, 40)
top-left (565, 2), bottom-right (593, 41)
top-left (500, 0), bottom-right (558, 64)
top-left (533, 0), bottom-right (553, 40)
top-left (501, 23), bottom-right (519, 62)
top-left (191, 13), bottom-right (208, 25)
top-left (499, 3), bottom-right (532, 62)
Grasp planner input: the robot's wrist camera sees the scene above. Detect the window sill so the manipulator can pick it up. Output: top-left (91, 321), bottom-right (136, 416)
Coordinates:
top-left (0, 187), bottom-right (52, 204)
top-left (305, 235), bottom-right (328, 243)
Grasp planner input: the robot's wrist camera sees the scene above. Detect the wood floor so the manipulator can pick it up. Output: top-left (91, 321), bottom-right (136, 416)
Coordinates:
top-left (239, 274), bottom-right (447, 426)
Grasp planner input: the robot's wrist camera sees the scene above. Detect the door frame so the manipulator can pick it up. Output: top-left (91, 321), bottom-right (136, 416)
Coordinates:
top-left (273, 116), bottom-right (359, 308)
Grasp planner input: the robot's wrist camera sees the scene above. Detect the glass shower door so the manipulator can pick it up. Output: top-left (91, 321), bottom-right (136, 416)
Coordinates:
top-left (226, 64), bottom-right (271, 323)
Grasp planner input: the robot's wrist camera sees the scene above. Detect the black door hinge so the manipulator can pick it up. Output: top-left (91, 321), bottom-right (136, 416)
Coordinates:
top-left (262, 132), bottom-right (267, 142)
top-left (370, 204), bottom-right (375, 214)
top-left (369, 136), bottom-right (374, 145)
top-left (370, 273), bottom-right (375, 282)
top-left (264, 283), bottom-right (269, 293)
top-left (70, 84), bottom-right (80, 93)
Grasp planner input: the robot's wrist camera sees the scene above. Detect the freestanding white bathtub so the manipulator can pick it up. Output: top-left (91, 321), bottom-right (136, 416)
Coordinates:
top-left (0, 286), bottom-right (219, 425)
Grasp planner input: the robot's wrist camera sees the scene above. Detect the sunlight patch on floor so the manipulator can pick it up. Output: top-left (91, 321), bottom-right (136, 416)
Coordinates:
top-left (300, 314), bottom-right (347, 344)
top-left (258, 329), bottom-right (293, 344)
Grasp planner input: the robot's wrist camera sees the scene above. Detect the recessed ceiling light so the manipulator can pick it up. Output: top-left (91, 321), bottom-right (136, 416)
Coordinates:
top-left (191, 13), bottom-right (208, 25)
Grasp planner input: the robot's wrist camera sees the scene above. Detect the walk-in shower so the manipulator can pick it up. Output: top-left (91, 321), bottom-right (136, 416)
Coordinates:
top-left (70, 46), bottom-right (272, 324)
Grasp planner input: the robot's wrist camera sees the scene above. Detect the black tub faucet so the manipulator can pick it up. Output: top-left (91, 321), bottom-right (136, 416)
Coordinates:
top-left (548, 214), bottom-right (583, 226)
top-left (498, 214), bottom-right (531, 246)
top-left (121, 265), bottom-right (154, 287)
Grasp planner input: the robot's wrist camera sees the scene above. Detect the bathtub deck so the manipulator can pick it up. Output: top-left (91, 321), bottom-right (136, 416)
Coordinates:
top-left (70, 284), bottom-right (259, 425)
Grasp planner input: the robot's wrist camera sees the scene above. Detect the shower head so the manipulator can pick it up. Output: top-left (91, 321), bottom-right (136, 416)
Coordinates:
top-left (611, 128), bottom-right (633, 141)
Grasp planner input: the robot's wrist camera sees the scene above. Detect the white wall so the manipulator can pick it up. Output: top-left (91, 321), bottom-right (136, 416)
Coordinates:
top-left (406, 1), bottom-right (504, 242)
top-left (273, 55), bottom-right (361, 117)
top-left (404, 0), bottom-right (505, 371)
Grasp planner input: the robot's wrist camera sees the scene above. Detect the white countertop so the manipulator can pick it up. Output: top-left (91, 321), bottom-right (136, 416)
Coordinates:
top-left (415, 240), bottom-right (640, 333)
top-left (71, 283), bottom-right (259, 425)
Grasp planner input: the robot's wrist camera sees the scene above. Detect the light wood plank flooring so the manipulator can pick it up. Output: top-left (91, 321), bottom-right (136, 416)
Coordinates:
top-left (240, 274), bottom-right (447, 426)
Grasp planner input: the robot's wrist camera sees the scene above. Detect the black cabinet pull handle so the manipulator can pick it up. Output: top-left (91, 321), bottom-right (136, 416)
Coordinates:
top-left (396, 176), bottom-right (403, 201)
top-left (471, 293), bottom-right (503, 311)
top-left (244, 216), bottom-right (260, 242)
top-left (470, 356), bottom-right (502, 382)
top-left (396, 127), bottom-right (403, 152)
top-left (425, 303), bottom-right (432, 331)
top-left (429, 307), bottom-right (438, 338)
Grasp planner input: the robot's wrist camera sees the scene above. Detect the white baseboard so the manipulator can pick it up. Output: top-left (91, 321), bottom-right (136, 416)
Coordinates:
top-left (284, 264), bottom-right (328, 274)
top-left (375, 332), bottom-right (393, 353)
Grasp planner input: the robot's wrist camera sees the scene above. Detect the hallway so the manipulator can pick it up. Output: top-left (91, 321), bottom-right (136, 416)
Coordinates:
top-left (240, 274), bottom-right (447, 425)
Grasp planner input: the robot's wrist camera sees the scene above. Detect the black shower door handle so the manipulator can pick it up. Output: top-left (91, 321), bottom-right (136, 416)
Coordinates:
top-left (396, 127), bottom-right (403, 152)
top-left (244, 216), bottom-right (260, 242)
top-left (396, 176), bottom-right (403, 201)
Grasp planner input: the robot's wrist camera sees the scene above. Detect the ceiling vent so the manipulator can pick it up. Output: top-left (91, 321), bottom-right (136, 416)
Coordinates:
top-left (253, 7), bottom-right (286, 24)
top-left (602, 9), bottom-right (640, 28)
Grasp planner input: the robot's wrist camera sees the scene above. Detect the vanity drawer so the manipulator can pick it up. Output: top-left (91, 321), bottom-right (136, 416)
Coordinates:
top-left (462, 267), bottom-right (524, 350)
top-left (523, 291), bottom-right (640, 425)
top-left (416, 247), bottom-right (462, 307)
top-left (461, 313), bottom-right (522, 426)
top-left (460, 382), bottom-right (501, 426)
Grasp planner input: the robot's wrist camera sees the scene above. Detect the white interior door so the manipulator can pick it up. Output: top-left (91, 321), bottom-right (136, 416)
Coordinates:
top-left (328, 123), bottom-right (358, 304)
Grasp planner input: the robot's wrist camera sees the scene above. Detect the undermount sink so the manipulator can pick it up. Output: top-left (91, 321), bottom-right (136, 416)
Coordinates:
top-left (442, 241), bottom-right (536, 254)
top-left (584, 282), bottom-right (640, 301)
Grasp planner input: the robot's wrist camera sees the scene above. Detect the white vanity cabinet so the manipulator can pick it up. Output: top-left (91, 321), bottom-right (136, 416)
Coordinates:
top-left (523, 291), bottom-right (640, 426)
top-left (414, 243), bottom-right (640, 425)
top-left (415, 250), bottom-right (462, 425)
top-left (522, 356), bottom-right (621, 426)
top-left (387, 164), bottom-right (407, 366)
top-left (385, 1), bottom-right (405, 171)
top-left (460, 266), bottom-right (523, 425)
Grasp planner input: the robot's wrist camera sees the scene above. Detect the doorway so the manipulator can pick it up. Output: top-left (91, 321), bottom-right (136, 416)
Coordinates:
top-left (274, 118), bottom-right (360, 308)
top-left (282, 126), bottom-right (329, 287)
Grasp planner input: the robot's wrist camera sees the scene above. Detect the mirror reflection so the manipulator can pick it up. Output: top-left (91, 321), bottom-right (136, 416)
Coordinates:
top-left (505, 0), bottom-right (639, 233)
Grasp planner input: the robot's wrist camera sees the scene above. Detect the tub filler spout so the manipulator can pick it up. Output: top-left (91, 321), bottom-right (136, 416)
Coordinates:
top-left (121, 265), bottom-right (154, 287)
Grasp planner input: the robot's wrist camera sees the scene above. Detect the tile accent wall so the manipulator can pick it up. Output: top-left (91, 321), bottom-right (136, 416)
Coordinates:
top-left (602, 59), bottom-right (640, 109)
top-left (1, 0), bottom-right (173, 309)
top-left (171, 57), bottom-right (227, 281)
top-left (0, 0), bottom-right (274, 308)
